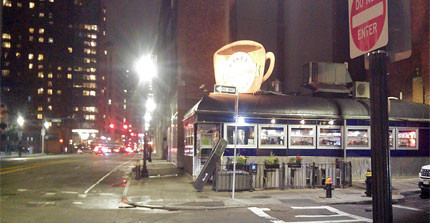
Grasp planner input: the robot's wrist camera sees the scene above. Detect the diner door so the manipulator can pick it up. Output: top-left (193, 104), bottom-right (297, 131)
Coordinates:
top-left (196, 124), bottom-right (221, 173)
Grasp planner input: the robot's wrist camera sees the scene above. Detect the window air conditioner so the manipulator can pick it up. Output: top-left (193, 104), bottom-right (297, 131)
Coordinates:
top-left (353, 81), bottom-right (370, 98)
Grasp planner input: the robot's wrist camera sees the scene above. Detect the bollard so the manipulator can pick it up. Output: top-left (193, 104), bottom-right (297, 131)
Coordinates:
top-left (135, 161), bottom-right (141, 180)
top-left (365, 170), bottom-right (372, 197)
top-left (325, 177), bottom-right (333, 198)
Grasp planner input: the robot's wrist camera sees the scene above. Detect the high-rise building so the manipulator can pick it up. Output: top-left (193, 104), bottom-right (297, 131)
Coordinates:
top-left (1, 0), bottom-right (109, 152)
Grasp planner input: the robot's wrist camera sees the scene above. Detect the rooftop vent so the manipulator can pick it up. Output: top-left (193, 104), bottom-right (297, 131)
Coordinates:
top-left (303, 62), bottom-right (353, 96)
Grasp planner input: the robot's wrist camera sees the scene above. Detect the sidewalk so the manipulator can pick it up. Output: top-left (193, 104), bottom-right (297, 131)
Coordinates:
top-left (0, 151), bottom-right (46, 160)
top-left (123, 159), bottom-right (419, 210)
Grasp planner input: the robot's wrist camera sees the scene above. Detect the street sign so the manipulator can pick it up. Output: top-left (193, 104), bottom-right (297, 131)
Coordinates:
top-left (214, 84), bottom-right (237, 95)
top-left (349, 0), bottom-right (388, 59)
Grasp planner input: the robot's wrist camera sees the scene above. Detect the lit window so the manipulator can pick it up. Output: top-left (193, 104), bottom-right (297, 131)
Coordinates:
top-left (38, 54), bottom-right (44, 60)
top-left (74, 107), bottom-right (79, 112)
top-left (346, 127), bottom-right (370, 149)
top-left (124, 105), bottom-right (127, 110)
top-left (48, 105), bottom-right (52, 110)
top-left (83, 107), bottom-right (97, 112)
top-left (84, 58), bottom-right (90, 63)
top-left (68, 47), bottom-right (73, 53)
top-left (2, 70), bottom-right (10, 77)
top-left (67, 74), bottom-right (72, 79)
top-left (28, 54), bottom-right (34, 60)
top-left (38, 37), bottom-right (44, 42)
top-left (57, 66), bottom-right (62, 70)
top-left (84, 114), bottom-right (95, 120)
top-left (103, 31), bottom-right (106, 36)
top-left (29, 36), bottom-right (34, 41)
top-left (108, 99), bottom-right (111, 105)
top-left (47, 97), bottom-right (51, 103)
top-left (39, 28), bottom-right (44, 34)
top-left (38, 72), bottom-right (44, 78)
top-left (48, 37), bottom-right (53, 43)
top-left (38, 65), bottom-right (43, 69)
top-left (68, 67), bottom-right (72, 71)
top-left (3, 0), bottom-right (12, 7)
top-left (2, 33), bottom-right (11, 39)
top-left (103, 17), bottom-right (106, 22)
top-left (91, 34), bottom-right (97, 39)
top-left (38, 88), bottom-right (44, 94)
top-left (92, 25), bottom-right (98, 31)
top-left (104, 50), bottom-right (107, 55)
top-left (90, 68), bottom-right (96, 72)
top-left (47, 89), bottom-right (53, 95)
top-left (49, 0), bottom-right (54, 2)
top-left (83, 82), bottom-right (96, 88)
top-left (39, 12), bottom-right (45, 17)
top-left (47, 81), bottom-right (52, 87)
top-left (48, 72), bottom-right (53, 78)
top-left (397, 129), bottom-right (418, 150)
top-left (83, 75), bottom-right (96, 80)
top-left (29, 2), bottom-right (35, 8)
top-left (29, 63), bottom-right (34, 69)
top-left (90, 41), bottom-right (96, 47)
top-left (57, 90), bottom-right (62, 95)
top-left (29, 28), bottom-right (34, 33)
top-left (90, 91), bottom-right (96, 96)
top-left (38, 106), bottom-right (43, 111)
top-left (288, 125), bottom-right (316, 149)
top-left (16, 52), bottom-right (21, 58)
top-left (37, 114), bottom-right (43, 120)
top-left (17, 2), bottom-right (22, 7)
top-left (2, 42), bottom-right (11, 48)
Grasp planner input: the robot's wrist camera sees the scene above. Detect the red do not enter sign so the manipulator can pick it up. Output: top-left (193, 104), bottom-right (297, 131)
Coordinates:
top-left (349, 0), bottom-right (388, 58)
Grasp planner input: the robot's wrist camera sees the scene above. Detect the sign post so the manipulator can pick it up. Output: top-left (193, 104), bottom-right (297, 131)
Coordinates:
top-left (349, 0), bottom-right (392, 222)
top-left (213, 85), bottom-right (238, 199)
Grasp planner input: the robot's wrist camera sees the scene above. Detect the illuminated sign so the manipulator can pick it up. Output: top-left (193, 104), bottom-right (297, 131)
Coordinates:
top-left (214, 40), bottom-right (275, 93)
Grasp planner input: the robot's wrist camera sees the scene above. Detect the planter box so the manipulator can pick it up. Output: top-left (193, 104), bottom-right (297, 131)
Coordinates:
top-left (226, 164), bottom-right (247, 171)
top-left (264, 164), bottom-right (280, 169)
top-left (288, 163), bottom-right (302, 168)
top-left (213, 170), bottom-right (250, 191)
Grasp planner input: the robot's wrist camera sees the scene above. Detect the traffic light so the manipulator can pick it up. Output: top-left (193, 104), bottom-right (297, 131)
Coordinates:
top-left (123, 124), bottom-right (128, 130)
top-left (109, 123), bottom-right (115, 129)
top-left (59, 138), bottom-right (64, 143)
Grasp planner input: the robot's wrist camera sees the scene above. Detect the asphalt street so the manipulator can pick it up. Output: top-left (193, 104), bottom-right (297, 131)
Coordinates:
top-left (1, 154), bottom-right (428, 223)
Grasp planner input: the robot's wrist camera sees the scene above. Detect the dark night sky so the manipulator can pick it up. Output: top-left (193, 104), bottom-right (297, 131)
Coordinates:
top-left (104, 0), bottom-right (160, 68)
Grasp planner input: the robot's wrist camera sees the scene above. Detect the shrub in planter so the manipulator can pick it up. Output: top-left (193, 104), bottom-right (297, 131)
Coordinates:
top-left (264, 152), bottom-right (280, 169)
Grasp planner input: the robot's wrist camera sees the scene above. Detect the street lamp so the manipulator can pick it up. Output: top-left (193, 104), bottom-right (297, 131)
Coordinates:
top-left (134, 54), bottom-right (157, 178)
top-left (17, 115), bottom-right (25, 157)
top-left (41, 120), bottom-right (49, 154)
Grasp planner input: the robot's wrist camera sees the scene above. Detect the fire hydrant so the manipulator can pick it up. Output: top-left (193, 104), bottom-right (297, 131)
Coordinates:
top-left (135, 161), bottom-right (141, 180)
top-left (365, 170), bottom-right (372, 197)
top-left (325, 177), bottom-right (333, 198)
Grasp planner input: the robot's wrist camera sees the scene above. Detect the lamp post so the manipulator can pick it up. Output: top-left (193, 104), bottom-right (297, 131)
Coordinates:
top-left (17, 115), bottom-right (25, 157)
top-left (41, 120), bottom-right (49, 154)
top-left (135, 54), bottom-right (157, 178)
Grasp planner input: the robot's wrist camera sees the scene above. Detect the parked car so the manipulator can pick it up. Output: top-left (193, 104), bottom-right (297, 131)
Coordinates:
top-left (419, 164), bottom-right (430, 198)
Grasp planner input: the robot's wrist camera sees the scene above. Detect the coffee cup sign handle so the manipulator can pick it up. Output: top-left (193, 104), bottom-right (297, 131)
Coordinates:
top-left (263, 52), bottom-right (275, 82)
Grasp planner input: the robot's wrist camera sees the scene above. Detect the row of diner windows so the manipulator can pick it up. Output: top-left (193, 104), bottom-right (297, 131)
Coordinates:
top-left (187, 123), bottom-right (421, 151)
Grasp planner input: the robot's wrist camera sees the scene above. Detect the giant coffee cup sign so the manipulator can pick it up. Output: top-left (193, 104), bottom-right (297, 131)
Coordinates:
top-left (214, 40), bottom-right (275, 93)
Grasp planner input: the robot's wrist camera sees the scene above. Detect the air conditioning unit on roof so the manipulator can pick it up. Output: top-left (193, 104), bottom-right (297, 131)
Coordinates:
top-left (353, 81), bottom-right (370, 99)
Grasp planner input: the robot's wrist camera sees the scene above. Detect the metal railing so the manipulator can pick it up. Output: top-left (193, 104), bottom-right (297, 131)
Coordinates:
top-left (211, 162), bottom-right (352, 191)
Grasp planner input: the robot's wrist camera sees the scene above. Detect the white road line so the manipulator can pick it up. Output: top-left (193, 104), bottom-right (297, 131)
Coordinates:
top-left (393, 204), bottom-right (423, 212)
top-left (61, 191), bottom-right (78, 194)
top-left (74, 165), bottom-right (81, 169)
top-left (248, 207), bottom-right (278, 221)
top-left (99, 193), bottom-right (114, 196)
top-left (45, 192), bottom-right (56, 196)
top-left (292, 206), bottom-right (372, 223)
top-left (73, 201), bottom-right (83, 205)
top-left (17, 189), bottom-right (27, 192)
top-left (84, 158), bottom-right (134, 194)
top-left (78, 194), bottom-right (87, 198)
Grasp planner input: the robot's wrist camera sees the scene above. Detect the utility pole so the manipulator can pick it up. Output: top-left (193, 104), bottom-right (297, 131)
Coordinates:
top-left (368, 50), bottom-right (393, 223)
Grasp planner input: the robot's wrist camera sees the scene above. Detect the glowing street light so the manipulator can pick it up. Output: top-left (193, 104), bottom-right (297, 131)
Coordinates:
top-left (145, 97), bottom-right (156, 112)
top-left (44, 121), bottom-right (50, 129)
top-left (17, 116), bottom-right (25, 127)
top-left (134, 55), bottom-right (157, 83)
